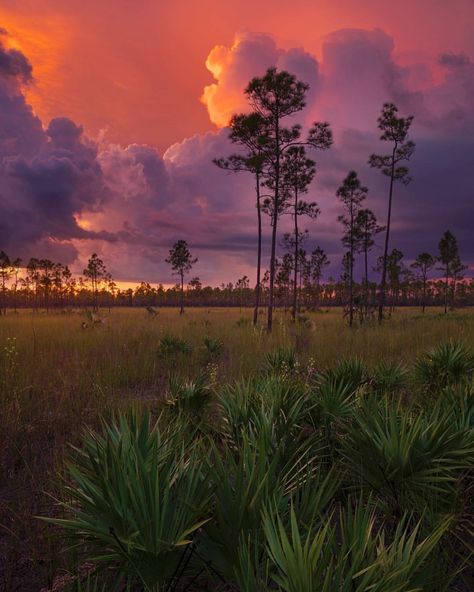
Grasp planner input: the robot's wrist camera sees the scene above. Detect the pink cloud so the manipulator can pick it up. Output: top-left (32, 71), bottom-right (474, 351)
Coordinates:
top-left (1, 28), bottom-right (473, 284)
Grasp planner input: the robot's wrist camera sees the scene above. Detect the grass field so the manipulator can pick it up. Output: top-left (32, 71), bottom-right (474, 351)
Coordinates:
top-left (0, 306), bottom-right (473, 591)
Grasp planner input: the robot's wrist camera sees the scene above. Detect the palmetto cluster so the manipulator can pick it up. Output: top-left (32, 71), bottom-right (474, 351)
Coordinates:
top-left (50, 341), bottom-right (473, 591)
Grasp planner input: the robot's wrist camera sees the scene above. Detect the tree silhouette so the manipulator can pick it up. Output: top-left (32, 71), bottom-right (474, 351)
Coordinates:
top-left (39, 259), bottom-right (54, 311)
top-left (214, 112), bottom-right (268, 326)
top-left (411, 252), bottom-right (435, 313)
top-left (235, 275), bottom-right (250, 312)
top-left (438, 230), bottom-right (459, 314)
top-left (340, 251), bottom-right (352, 308)
top-left (369, 103), bottom-right (415, 323)
top-left (244, 67), bottom-right (332, 332)
top-left (84, 253), bottom-right (111, 312)
top-left (166, 240), bottom-right (197, 314)
top-left (387, 248), bottom-right (405, 313)
top-left (309, 246), bottom-right (330, 309)
top-left (377, 249), bottom-right (405, 314)
top-left (275, 254), bottom-right (293, 310)
top-left (280, 146), bottom-right (318, 321)
top-left (26, 258), bottom-right (41, 312)
top-left (11, 258), bottom-right (22, 313)
top-left (355, 208), bottom-right (384, 315)
top-left (451, 256), bottom-right (467, 309)
top-left (188, 277), bottom-right (202, 292)
top-left (336, 171), bottom-right (367, 327)
top-left (0, 251), bottom-right (11, 316)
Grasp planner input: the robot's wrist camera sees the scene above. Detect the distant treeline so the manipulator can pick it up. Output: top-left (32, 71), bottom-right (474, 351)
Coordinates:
top-left (0, 248), bottom-right (472, 316)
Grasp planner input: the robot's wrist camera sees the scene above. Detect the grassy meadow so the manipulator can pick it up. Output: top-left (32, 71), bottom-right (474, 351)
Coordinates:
top-left (0, 306), bottom-right (473, 591)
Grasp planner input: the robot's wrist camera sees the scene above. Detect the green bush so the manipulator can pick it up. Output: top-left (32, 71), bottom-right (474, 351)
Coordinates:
top-left (158, 334), bottom-right (193, 356)
top-left (49, 342), bottom-right (474, 590)
top-left (47, 412), bottom-right (210, 591)
top-left (414, 341), bottom-right (474, 391)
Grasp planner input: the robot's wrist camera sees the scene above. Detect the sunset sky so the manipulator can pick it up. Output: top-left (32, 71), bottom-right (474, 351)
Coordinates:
top-left (1, 0), bottom-right (473, 285)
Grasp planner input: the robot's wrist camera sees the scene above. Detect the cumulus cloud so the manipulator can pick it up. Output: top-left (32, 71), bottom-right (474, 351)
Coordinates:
top-left (0, 36), bottom-right (44, 158)
top-left (422, 52), bottom-right (474, 131)
top-left (201, 32), bottom-right (320, 127)
top-left (0, 40), bottom-right (32, 85)
top-left (438, 52), bottom-right (471, 68)
top-left (0, 33), bottom-right (112, 260)
top-left (0, 27), bottom-right (473, 283)
top-left (315, 28), bottom-right (424, 134)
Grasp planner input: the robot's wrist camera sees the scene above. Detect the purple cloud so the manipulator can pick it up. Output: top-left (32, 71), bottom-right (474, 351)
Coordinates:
top-left (0, 28), bottom-right (473, 284)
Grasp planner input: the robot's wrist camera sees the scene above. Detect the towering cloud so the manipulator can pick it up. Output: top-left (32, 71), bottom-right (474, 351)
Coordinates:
top-left (317, 28), bottom-right (424, 130)
top-left (0, 33), bottom-right (112, 260)
top-left (201, 32), bottom-right (320, 127)
top-left (0, 32), bottom-right (44, 158)
top-left (0, 27), bottom-right (472, 283)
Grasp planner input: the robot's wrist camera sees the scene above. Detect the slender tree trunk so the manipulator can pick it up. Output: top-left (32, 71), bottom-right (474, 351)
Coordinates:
top-left (349, 203), bottom-right (354, 327)
top-left (267, 209), bottom-right (277, 333)
top-left (267, 112), bottom-right (280, 333)
top-left (180, 272), bottom-right (184, 314)
top-left (253, 172), bottom-right (262, 326)
top-left (94, 277), bottom-right (98, 312)
top-left (13, 272), bottom-right (18, 313)
top-left (364, 239), bottom-right (369, 318)
top-left (1, 278), bottom-right (5, 316)
top-left (299, 266), bottom-right (303, 308)
top-left (444, 264), bottom-right (449, 314)
top-left (378, 146), bottom-right (396, 324)
top-left (292, 187), bottom-right (298, 322)
top-left (422, 275), bottom-right (426, 313)
top-left (267, 212), bottom-right (278, 332)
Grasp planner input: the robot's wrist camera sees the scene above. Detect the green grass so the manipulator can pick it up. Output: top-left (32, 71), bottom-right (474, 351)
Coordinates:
top-left (0, 306), bottom-right (473, 590)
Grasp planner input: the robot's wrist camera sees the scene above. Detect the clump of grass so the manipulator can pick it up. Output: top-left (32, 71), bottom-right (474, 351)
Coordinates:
top-left (323, 357), bottom-right (368, 394)
top-left (342, 397), bottom-right (474, 517)
top-left (203, 336), bottom-right (223, 357)
top-left (158, 334), bottom-right (193, 357)
top-left (414, 340), bottom-right (474, 391)
top-left (263, 347), bottom-right (299, 377)
top-left (46, 411), bottom-right (211, 591)
top-left (262, 501), bottom-right (450, 592)
top-left (371, 360), bottom-right (410, 396)
top-left (166, 372), bottom-right (212, 417)
top-left (50, 376), bottom-right (468, 591)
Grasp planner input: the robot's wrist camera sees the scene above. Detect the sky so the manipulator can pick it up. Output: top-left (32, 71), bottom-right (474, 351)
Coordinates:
top-left (0, 0), bottom-right (473, 286)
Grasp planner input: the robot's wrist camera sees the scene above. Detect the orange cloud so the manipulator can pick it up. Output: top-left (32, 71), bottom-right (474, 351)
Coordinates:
top-left (201, 36), bottom-right (248, 127)
top-left (0, 11), bottom-right (72, 123)
top-left (200, 32), bottom-right (321, 128)
top-left (2, 0), bottom-right (473, 151)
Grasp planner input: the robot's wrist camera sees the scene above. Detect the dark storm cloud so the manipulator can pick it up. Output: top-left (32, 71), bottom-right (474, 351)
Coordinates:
top-left (47, 117), bottom-right (83, 150)
top-left (388, 138), bottom-right (474, 258)
top-left (0, 28), bottom-right (473, 283)
top-left (0, 107), bottom-right (112, 260)
top-left (0, 33), bottom-right (117, 263)
top-left (438, 53), bottom-right (471, 68)
top-left (0, 35), bottom-right (44, 158)
top-left (317, 28), bottom-right (425, 132)
top-left (0, 40), bottom-right (32, 84)
top-left (422, 51), bottom-right (474, 131)
top-left (0, 91), bottom-right (44, 158)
